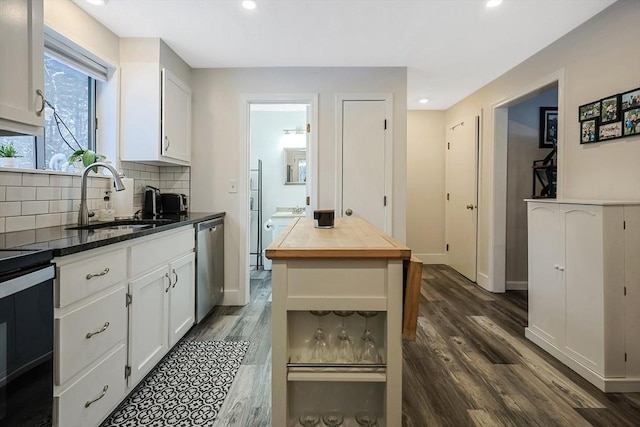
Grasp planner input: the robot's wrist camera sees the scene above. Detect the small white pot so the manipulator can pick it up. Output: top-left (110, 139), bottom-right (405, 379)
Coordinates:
top-left (0, 157), bottom-right (18, 168)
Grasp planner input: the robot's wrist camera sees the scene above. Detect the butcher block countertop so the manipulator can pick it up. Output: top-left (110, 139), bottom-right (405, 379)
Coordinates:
top-left (265, 217), bottom-right (411, 259)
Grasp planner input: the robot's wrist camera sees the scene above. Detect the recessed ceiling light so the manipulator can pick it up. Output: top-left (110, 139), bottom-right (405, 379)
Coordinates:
top-left (486, 0), bottom-right (503, 7)
top-left (418, 99), bottom-right (429, 104)
top-left (242, 0), bottom-right (257, 10)
top-left (86, 0), bottom-right (108, 5)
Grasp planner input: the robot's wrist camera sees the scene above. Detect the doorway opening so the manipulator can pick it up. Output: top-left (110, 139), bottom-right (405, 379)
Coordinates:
top-left (489, 70), bottom-right (563, 293)
top-left (239, 95), bottom-right (318, 305)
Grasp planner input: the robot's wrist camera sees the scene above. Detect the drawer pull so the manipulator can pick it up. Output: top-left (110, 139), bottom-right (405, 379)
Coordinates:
top-left (86, 268), bottom-right (110, 280)
top-left (172, 269), bottom-right (178, 288)
top-left (86, 322), bottom-right (110, 339)
top-left (84, 385), bottom-right (108, 408)
top-left (165, 272), bottom-right (172, 292)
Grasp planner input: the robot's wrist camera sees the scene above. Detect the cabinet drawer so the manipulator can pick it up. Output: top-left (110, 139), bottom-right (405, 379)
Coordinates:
top-left (130, 227), bottom-right (194, 278)
top-left (56, 248), bottom-right (127, 307)
top-left (54, 344), bottom-right (127, 427)
top-left (55, 286), bottom-right (126, 385)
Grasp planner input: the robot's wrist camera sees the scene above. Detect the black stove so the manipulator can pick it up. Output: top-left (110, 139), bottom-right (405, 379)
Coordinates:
top-left (0, 249), bottom-right (53, 276)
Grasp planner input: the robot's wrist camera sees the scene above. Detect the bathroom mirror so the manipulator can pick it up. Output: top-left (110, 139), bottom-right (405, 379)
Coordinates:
top-left (284, 148), bottom-right (306, 185)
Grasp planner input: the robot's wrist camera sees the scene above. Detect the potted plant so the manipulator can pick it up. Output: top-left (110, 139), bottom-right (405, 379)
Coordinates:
top-left (68, 149), bottom-right (107, 173)
top-left (0, 142), bottom-right (21, 168)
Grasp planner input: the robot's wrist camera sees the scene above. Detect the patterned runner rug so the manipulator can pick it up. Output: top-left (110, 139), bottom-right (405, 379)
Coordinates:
top-left (102, 340), bottom-right (250, 427)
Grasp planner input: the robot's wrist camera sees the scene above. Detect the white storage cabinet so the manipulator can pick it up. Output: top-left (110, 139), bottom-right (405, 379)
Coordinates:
top-left (526, 200), bottom-right (640, 392)
top-left (0, 0), bottom-right (44, 135)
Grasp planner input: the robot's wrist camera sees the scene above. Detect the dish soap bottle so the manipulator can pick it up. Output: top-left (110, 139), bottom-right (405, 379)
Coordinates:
top-left (99, 191), bottom-right (115, 221)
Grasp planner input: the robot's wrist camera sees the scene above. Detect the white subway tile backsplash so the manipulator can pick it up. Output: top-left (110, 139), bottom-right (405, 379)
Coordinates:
top-left (0, 202), bottom-right (22, 217)
top-left (6, 216), bottom-right (36, 232)
top-left (50, 175), bottom-right (73, 187)
top-left (61, 212), bottom-right (76, 226)
top-left (87, 187), bottom-right (100, 199)
top-left (37, 187), bottom-right (62, 200)
top-left (36, 213), bottom-right (61, 228)
top-left (22, 201), bottom-right (49, 215)
top-left (176, 172), bottom-right (190, 181)
top-left (61, 187), bottom-right (80, 200)
top-left (0, 218), bottom-right (4, 233)
top-left (22, 173), bottom-right (50, 187)
top-left (0, 187), bottom-right (5, 202)
top-left (49, 200), bottom-right (74, 213)
top-left (0, 172), bottom-right (22, 186)
top-left (160, 173), bottom-right (174, 181)
top-left (140, 171), bottom-right (151, 179)
top-left (6, 186), bottom-right (36, 201)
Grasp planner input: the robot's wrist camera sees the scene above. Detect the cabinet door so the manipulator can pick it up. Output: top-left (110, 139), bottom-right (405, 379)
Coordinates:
top-left (527, 203), bottom-right (564, 348)
top-left (161, 68), bottom-right (191, 162)
top-left (0, 0), bottom-right (44, 133)
top-left (562, 204), bottom-right (605, 375)
top-left (128, 266), bottom-right (169, 386)
top-left (168, 252), bottom-right (195, 347)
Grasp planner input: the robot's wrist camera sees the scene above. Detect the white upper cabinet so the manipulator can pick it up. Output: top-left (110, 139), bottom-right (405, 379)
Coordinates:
top-left (0, 0), bottom-right (44, 135)
top-left (120, 38), bottom-right (191, 165)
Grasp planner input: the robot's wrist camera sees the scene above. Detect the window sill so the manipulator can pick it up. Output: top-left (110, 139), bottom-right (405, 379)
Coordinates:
top-left (0, 166), bottom-right (112, 178)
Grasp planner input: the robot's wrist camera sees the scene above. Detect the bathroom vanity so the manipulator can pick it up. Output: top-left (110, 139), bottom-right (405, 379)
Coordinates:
top-left (266, 217), bottom-right (410, 426)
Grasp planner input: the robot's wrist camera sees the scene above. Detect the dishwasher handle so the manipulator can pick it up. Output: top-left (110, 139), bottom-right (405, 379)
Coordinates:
top-left (197, 217), bottom-right (224, 232)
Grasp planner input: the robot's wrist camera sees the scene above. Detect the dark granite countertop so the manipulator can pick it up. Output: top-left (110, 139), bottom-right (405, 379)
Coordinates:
top-left (0, 212), bottom-right (225, 257)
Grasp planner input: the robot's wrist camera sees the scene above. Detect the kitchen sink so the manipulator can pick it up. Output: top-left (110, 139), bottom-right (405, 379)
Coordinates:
top-left (66, 219), bottom-right (174, 231)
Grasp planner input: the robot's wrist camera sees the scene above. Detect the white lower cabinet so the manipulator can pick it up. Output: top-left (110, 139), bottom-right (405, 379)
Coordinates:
top-left (53, 226), bottom-right (196, 426)
top-left (526, 200), bottom-right (640, 392)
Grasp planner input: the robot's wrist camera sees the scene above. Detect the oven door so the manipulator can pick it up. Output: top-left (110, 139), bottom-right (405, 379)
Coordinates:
top-left (0, 264), bottom-right (55, 427)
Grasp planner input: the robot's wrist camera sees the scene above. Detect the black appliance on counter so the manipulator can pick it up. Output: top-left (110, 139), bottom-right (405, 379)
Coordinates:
top-left (0, 248), bottom-right (54, 427)
top-left (143, 186), bottom-right (162, 215)
top-left (160, 193), bottom-right (188, 214)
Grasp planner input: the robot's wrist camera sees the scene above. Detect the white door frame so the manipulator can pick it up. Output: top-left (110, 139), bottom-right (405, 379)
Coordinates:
top-left (335, 93), bottom-right (393, 234)
top-left (238, 93), bottom-right (319, 305)
top-left (487, 69), bottom-right (564, 293)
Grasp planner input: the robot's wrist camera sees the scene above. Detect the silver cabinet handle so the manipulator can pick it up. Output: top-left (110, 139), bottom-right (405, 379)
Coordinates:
top-left (165, 136), bottom-right (170, 151)
top-left (345, 208), bottom-right (353, 216)
top-left (165, 272), bottom-right (171, 292)
top-left (172, 269), bottom-right (178, 288)
top-left (36, 89), bottom-right (45, 116)
top-left (86, 268), bottom-right (109, 280)
top-left (86, 322), bottom-right (110, 339)
top-left (85, 385), bottom-right (108, 408)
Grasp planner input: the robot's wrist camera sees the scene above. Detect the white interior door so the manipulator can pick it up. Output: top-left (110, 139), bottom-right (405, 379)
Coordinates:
top-left (446, 116), bottom-right (479, 282)
top-left (341, 100), bottom-right (387, 231)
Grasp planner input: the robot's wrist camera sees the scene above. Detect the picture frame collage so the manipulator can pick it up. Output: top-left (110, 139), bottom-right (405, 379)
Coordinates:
top-left (579, 87), bottom-right (640, 144)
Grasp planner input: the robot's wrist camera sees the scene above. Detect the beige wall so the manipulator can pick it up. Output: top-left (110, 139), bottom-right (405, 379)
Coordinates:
top-left (446, 0), bottom-right (640, 287)
top-left (406, 110), bottom-right (446, 263)
top-left (190, 67), bottom-right (407, 304)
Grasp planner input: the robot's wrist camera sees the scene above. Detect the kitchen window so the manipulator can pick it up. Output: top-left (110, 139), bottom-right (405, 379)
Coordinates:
top-left (0, 34), bottom-right (108, 171)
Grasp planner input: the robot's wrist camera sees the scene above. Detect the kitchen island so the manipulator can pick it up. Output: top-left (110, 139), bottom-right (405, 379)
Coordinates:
top-left (266, 217), bottom-right (410, 426)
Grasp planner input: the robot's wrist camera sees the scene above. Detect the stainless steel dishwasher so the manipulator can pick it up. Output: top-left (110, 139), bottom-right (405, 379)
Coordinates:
top-left (196, 216), bottom-right (224, 323)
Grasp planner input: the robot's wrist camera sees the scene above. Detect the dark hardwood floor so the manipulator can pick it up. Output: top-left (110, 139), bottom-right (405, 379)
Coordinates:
top-left (185, 265), bottom-right (640, 426)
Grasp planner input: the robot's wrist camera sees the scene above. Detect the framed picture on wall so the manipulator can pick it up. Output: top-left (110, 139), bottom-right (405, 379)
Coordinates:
top-left (579, 101), bottom-right (600, 121)
top-left (580, 119), bottom-right (598, 144)
top-left (621, 87), bottom-right (640, 110)
top-left (539, 106), bottom-right (558, 148)
top-left (600, 95), bottom-right (620, 124)
top-left (623, 108), bottom-right (640, 136)
top-left (599, 121), bottom-right (623, 140)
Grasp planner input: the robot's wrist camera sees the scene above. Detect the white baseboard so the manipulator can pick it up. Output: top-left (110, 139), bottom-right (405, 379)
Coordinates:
top-left (413, 253), bottom-right (447, 264)
top-left (476, 272), bottom-right (489, 289)
top-left (506, 280), bottom-right (528, 290)
top-left (525, 328), bottom-right (640, 393)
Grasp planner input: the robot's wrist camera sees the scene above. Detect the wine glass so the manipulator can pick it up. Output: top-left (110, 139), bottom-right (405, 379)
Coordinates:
top-left (357, 311), bottom-right (382, 364)
top-left (332, 311), bottom-right (355, 363)
top-left (306, 311), bottom-right (331, 363)
top-left (355, 411), bottom-right (378, 426)
top-left (322, 411), bottom-right (344, 427)
top-left (299, 412), bottom-right (320, 427)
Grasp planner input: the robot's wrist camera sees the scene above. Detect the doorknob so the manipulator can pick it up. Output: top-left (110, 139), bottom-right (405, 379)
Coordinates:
top-left (466, 204), bottom-right (474, 210)
top-left (345, 209), bottom-right (353, 216)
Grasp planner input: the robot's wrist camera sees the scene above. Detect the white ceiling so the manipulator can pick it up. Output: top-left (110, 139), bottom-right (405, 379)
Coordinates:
top-left (73, 0), bottom-right (616, 110)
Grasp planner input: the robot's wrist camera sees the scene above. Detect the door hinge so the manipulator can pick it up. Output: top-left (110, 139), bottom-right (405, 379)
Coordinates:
top-left (384, 119), bottom-right (387, 130)
top-left (384, 196), bottom-right (387, 206)
top-left (126, 293), bottom-right (132, 307)
top-left (625, 353), bottom-right (627, 362)
top-left (306, 196), bottom-right (310, 206)
top-left (447, 142), bottom-right (450, 150)
top-left (306, 123), bottom-right (311, 133)
top-left (95, 117), bottom-right (99, 130)
top-left (447, 193), bottom-right (450, 201)
top-left (624, 286), bottom-right (627, 296)
top-left (623, 220), bottom-right (626, 229)
top-left (446, 244), bottom-right (449, 251)
top-left (125, 365), bottom-right (131, 379)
